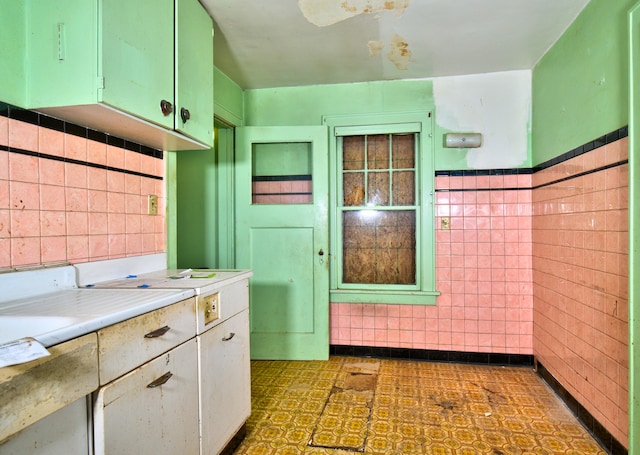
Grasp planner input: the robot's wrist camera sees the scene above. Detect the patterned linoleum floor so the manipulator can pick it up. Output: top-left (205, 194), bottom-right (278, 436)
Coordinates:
top-left (233, 356), bottom-right (606, 455)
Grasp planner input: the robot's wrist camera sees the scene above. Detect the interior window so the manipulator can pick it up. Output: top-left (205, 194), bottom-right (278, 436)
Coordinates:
top-left (325, 113), bottom-right (438, 304)
top-left (341, 134), bottom-right (417, 285)
top-left (251, 142), bottom-right (313, 204)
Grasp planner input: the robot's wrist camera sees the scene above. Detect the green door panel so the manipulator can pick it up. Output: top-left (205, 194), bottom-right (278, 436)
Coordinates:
top-left (100, 0), bottom-right (173, 128)
top-left (175, 0), bottom-right (214, 145)
top-left (249, 227), bottom-right (315, 333)
top-left (236, 126), bottom-right (329, 360)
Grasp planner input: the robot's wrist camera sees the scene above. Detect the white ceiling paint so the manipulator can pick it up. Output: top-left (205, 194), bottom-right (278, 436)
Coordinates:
top-left (203, 0), bottom-right (590, 90)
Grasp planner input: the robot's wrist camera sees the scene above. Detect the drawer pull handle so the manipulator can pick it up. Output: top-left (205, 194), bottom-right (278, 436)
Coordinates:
top-left (144, 325), bottom-right (171, 338)
top-left (222, 332), bottom-right (236, 341)
top-left (147, 371), bottom-right (173, 388)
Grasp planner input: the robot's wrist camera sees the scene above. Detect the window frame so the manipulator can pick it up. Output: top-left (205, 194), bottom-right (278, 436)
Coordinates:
top-left (323, 112), bottom-right (439, 305)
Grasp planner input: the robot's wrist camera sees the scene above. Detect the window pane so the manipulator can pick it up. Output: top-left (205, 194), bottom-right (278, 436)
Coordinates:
top-left (343, 172), bottom-right (365, 206)
top-left (392, 134), bottom-right (415, 169)
top-left (342, 210), bottom-right (416, 285)
top-left (251, 142), bottom-right (312, 204)
top-left (367, 135), bottom-right (389, 169)
top-left (392, 171), bottom-right (415, 205)
top-left (343, 136), bottom-right (365, 170)
top-left (367, 171), bottom-right (389, 206)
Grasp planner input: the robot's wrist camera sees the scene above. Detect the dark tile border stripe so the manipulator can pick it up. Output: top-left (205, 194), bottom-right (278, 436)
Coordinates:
top-left (0, 144), bottom-right (163, 181)
top-left (253, 192), bottom-right (312, 197)
top-left (435, 168), bottom-right (533, 177)
top-left (537, 361), bottom-right (627, 455)
top-left (1, 103), bottom-right (163, 160)
top-left (330, 344), bottom-right (534, 366)
top-left (252, 174), bottom-right (312, 182)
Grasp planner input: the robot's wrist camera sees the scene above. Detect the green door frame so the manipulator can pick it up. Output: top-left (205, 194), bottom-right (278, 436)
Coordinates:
top-left (629, 3), bottom-right (639, 453)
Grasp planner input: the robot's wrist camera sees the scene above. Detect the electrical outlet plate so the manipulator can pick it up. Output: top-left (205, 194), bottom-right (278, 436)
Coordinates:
top-left (147, 194), bottom-right (158, 215)
top-left (441, 217), bottom-right (450, 230)
top-left (203, 293), bottom-right (220, 325)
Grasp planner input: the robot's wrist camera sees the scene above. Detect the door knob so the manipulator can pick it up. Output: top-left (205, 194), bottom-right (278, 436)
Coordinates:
top-left (318, 249), bottom-right (324, 256)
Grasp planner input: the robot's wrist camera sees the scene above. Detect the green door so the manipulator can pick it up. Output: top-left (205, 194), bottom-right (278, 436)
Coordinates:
top-left (236, 126), bottom-right (329, 360)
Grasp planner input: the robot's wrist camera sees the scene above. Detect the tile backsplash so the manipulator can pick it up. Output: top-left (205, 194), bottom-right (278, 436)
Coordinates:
top-left (0, 105), bottom-right (165, 269)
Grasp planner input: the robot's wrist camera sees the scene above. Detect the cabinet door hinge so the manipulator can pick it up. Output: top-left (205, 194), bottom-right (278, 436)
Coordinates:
top-left (97, 77), bottom-right (105, 89)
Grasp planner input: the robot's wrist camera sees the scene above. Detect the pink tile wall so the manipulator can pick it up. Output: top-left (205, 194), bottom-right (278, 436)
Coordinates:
top-left (532, 138), bottom-right (629, 446)
top-left (0, 116), bottom-right (165, 269)
top-left (252, 179), bottom-right (313, 204)
top-left (331, 173), bottom-right (534, 355)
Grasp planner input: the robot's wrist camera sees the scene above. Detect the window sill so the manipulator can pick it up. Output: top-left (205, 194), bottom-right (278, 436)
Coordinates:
top-left (330, 290), bottom-right (440, 305)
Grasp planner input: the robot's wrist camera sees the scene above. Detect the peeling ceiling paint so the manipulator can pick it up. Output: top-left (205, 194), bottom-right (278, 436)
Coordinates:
top-left (298, 0), bottom-right (412, 27)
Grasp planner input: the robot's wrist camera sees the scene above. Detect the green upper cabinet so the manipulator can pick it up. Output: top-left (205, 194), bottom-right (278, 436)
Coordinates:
top-left (175, 0), bottom-right (214, 144)
top-left (25, 0), bottom-right (213, 150)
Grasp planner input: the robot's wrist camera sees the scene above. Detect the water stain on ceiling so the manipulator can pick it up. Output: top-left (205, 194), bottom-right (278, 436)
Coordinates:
top-left (299, 0), bottom-right (413, 70)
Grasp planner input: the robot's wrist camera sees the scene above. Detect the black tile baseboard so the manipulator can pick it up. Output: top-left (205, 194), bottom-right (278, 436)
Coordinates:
top-left (537, 361), bottom-right (627, 455)
top-left (329, 344), bottom-right (534, 366)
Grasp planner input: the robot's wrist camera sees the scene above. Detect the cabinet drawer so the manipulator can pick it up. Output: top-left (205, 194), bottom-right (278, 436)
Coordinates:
top-left (197, 279), bottom-right (249, 332)
top-left (0, 333), bottom-right (98, 443)
top-left (94, 338), bottom-right (199, 455)
top-left (97, 297), bottom-right (196, 384)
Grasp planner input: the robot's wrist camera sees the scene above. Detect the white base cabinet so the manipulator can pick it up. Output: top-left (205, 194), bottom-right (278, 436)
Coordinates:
top-left (93, 338), bottom-right (199, 455)
top-left (0, 397), bottom-right (91, 455)
top-left (198, 309), bottom-right (250, 455)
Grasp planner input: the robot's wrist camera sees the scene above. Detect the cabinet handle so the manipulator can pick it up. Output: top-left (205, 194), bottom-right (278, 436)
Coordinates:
top-left (147, 371), bottom-right (173, 388)
top-left (180, 107), bottom-right (191, 123)
top-left (160, 99), bottom-right (173, 116)
top-left (144, 325), bottom-right (170, 338)
top-left (222, 332), bottom-right (236, 341)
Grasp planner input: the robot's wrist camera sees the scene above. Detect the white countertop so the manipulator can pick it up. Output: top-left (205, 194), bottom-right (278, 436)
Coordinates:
top-left (86, 269), bottom-right (253, 294)
top-left (0, 288), bottom-right (194, 347)
top-left (0, 257), bottom-right (252, 355)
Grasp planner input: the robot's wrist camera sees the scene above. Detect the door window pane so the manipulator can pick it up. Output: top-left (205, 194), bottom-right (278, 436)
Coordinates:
top-left (251, 142), bottom-right (312, 204)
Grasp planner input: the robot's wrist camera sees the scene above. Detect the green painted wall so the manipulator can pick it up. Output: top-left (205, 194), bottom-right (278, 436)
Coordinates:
top-left (0, 2), bottom-right (26, 106)
top-left (532, 0), bottom-right (633, 165)
top-left (244, 79), bottom-right (435, 128)
top-left (214, 67), bottom-right (244, 126)
top-left (243, 79), bottom-right (461, 167)
top-left (169, 66), bottom-right (244, 269)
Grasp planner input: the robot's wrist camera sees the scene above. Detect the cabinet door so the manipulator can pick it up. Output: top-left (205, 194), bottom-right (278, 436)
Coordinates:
top-left (94, 339), bottom-right (199, 455)
top-left (175, 0), bottom-right (214, 146)
top-left (198, 310), bottom-right (251, 455)
top-left (100, 0), bottom-right (174, 128)
top-left (0, 398), bottom-right (90, 455)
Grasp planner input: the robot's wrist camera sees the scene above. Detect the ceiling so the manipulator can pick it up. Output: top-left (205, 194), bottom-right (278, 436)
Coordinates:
top-left (202, 0), bottom-right (590, 90)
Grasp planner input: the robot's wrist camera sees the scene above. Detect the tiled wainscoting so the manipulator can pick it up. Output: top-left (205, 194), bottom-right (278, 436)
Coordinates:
top-left (0, 105), bottom-right (166, 269)
top-left (331, 171), bottom-right (534, 355)
top-left (532, 131), bottom-right (629, 449)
